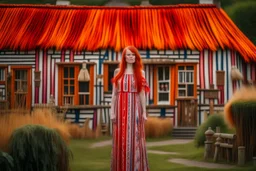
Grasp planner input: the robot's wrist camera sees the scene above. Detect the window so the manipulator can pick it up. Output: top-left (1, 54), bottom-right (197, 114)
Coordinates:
top-left (0, 66), bottom-right (7, 101)
top-left (108, 64), bottom-right (118, 91)
top-left (157, 66), bottom-right (170, 104)
top-left (63, 66), bottom-right (75, 105)
top-left (79, 82), bottom-right (89, 105)
top-left (11, 66), bottom-right (32, 109)
top-left (0, 68), bottom-right (6, 82)
top-left (103, 62), bottom-right (118, 92)
top-left (178, 65), bottom-right (194, 97)
top-left (58, 63), bottom-right (94, 106)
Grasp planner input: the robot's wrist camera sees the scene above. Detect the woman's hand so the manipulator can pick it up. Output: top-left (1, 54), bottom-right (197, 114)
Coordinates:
top-left (142, 112), bottom-right (147, 122)
top-left (111, 114), bottom-right (116, 124)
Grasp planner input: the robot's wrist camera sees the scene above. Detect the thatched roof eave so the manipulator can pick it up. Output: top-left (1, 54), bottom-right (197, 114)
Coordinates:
top-left (0, 4), bottom-right (255, 62)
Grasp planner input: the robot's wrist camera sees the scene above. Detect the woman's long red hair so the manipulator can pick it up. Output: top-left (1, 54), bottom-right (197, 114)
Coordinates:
top-left (112, 46), bottom-right (144, 92)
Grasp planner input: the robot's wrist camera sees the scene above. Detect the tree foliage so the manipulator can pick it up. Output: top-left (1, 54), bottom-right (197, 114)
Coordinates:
top-left (225, 1), bottom-right (256, 44)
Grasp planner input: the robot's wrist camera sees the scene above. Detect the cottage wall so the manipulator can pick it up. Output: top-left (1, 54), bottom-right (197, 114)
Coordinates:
top-left (0, 49), bottom-right (255, 128)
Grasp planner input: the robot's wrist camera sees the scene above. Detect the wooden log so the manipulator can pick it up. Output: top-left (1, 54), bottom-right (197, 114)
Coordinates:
top-left (226, 148), bottom-right (230, 163)
top-left (204, 127), bottom-right (215, 160)
top-left (209, 99), bottom-right (214, 115)
top-left (253, 157), bottom-right (256, 166)
top-left (214, 135), bottom-right (222, 162)
top-left (60, 105), bottom-right (111, 109)
top-left (219, 143), bottom-right (233, 148)
top-left (203, 111), bottom-right (208, 123)
top-left (213, 133), bottom-right (236, 140)
top-left (238, 146), bottom-right (245, 166)
top-left (216, 126), bottom-right (220, 133)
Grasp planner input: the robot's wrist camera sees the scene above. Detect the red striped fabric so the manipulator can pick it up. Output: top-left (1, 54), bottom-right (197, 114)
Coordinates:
top-left (111, 74), bottom-right (149, 171)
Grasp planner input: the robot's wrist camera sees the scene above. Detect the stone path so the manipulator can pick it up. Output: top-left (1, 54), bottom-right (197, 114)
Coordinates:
top-left (147, 150), bottom-right (178, 155)
top-left (90, 140), bottom-right (112, 148)
top-left (146, 139), bottom-right (192, 147)
top-left (168, 158), bottom-right (235, 169)
top-left (90, 138), bottom-right (236, 169)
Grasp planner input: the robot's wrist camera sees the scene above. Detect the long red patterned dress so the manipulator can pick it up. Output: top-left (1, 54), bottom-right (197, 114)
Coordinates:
top-left (111, 74), bottom-right (150, 171)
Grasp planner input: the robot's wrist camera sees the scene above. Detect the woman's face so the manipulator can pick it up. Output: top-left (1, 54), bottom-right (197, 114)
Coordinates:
top-left (125, 49), bottom-right (136, 64)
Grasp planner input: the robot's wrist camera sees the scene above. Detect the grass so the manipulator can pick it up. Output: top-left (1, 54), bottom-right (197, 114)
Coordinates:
top-left (69, 137), bottom-right (256, 171)
top-left (149, 141), bottom-right (205, 160)
top-left (69, 138), bottom-right (111, 171)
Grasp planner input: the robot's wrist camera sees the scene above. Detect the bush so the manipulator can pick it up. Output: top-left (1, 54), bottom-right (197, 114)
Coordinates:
top-left (224, 86), bottom-right (256, 127)
top-left (194, 114), bottom-right (228, 147)
top-left (144, 117), bottom-right (173, 138)
top-left (0, 150), bottom-right (13, 171)
top-left (9, 125), bottom-right (72, 171)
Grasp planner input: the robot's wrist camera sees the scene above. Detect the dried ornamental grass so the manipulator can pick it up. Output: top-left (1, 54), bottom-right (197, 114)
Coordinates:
top-left (68, 124), bottom-right (84, 139)
top-left (224, 86), bottom-right (256, 127)
top-left (144, 117), bottom-right (173, 138)
top-left (67, 118), bottom-right (97, 139)
top-left (0, 108), bottom-right (70, 152)
top-left (224, 86), bottom-right (256, 161)
top-left (82, 118), bottom-right (94, 139)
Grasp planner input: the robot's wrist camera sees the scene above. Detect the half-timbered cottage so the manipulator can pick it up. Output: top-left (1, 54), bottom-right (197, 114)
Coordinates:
top-left (0, 2), bottom-right (255, 131)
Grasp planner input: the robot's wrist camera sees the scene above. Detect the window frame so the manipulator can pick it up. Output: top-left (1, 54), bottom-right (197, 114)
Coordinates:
top-left (57, 62), bottom-right (95, 106)
top-left (157, 66), bottom-right (170, 104)
top-left (0, 65), bottom-right (8, 101)
top-left (176, 64), bottom-right (197, 99)
top-left (103, 61), bottom-right (119, 92)
top-left (10, 66), bottom-right (32, 109)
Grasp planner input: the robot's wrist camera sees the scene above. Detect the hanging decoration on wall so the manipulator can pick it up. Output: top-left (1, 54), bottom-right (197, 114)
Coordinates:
top-left (230, 66), bottom-right (243, 81)
top-left (78, 62), bottom-right (90, 82)
top-left (34, 71), bottom-right (41, 87)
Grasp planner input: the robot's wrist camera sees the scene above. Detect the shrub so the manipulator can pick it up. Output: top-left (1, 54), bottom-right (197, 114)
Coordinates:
top-left (224, 86), bottom-right (256, 127)
top-left (67, 118), bottom-right (98, 139)
top-left (194, 114), bottom-right (228, 147)
top-left (0, 150), bottom-right (13, 171)
top-left (144, 117), bottom-right (173, 138)
top-left (68, 123), bottom-right (84, 139)
top-left (9, 124), bottom-right (72, 171)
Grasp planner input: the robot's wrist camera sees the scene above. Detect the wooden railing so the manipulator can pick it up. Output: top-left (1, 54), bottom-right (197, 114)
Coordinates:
top-left (204, 127), bottom-right (237, 163)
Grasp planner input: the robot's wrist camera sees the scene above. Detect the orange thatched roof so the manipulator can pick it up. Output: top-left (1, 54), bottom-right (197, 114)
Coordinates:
top-left (0, 4), bottom-right (255, 61)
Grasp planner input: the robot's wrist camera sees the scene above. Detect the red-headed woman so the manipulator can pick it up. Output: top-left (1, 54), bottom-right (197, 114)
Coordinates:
top-left (110, 46), bottom-right (150, 171)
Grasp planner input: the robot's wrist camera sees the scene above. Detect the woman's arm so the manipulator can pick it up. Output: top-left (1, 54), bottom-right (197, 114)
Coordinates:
top-left (110, 68), bottom-right (119, 123)
top-left (139, 70), bottom-right (147, 121)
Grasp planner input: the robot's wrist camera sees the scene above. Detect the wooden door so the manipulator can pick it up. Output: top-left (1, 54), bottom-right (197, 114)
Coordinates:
top-left (11, 67), bottom-right (32, 109)
top-left (177, 99), bottom-right (197, 127)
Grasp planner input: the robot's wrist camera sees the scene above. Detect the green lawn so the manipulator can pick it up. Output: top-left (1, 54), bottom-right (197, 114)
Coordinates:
top-left (69, 136), bottom-right (256, 171)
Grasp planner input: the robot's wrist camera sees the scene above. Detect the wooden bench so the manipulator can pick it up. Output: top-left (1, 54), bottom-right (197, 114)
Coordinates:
top-left (213, 133), bottom-right (237, 163)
